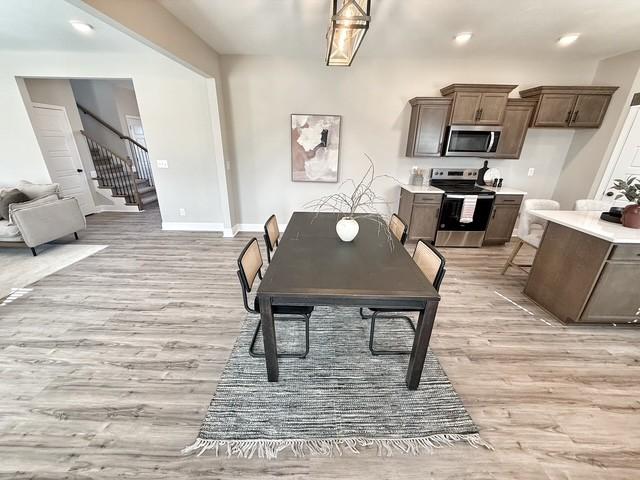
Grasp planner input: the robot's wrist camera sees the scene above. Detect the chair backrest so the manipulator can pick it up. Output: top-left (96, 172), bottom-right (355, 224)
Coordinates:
top-left (413, 240), bottom-right (446, 291)
top-left (389, 214), bottom-right (408, 244)
top-left (574, 199), bottom-right (610, 211)
top-left (263, 214), bottom-right (279, 261)
top-left (517, 199), bottom-right (560, 238)
top-left (237, 236), bottom-right (263, 290)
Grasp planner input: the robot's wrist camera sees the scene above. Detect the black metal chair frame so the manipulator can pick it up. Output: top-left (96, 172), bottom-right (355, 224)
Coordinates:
top-left (263, 214), bottom-right (279, 263)
top-left (237, 238), bottom-right (310, 359)
top-left (362, 239), bottom-right (446, 355)
top-left (390, 213), bottom-right (408, 245)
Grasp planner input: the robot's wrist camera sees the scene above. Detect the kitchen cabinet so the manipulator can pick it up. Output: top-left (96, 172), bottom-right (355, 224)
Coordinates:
top-left (519, 86), bottom-right (618, 128)
top-left (405, 98), bottom-right (452, 157)
top-left (398, 188), bottom-right (442, 241)
top-left (440, 84), bottom-right (517, 125)
top-left (495, 100), bottom-right (537, 159)
top-left (483, 195), bottom-right (524, 245)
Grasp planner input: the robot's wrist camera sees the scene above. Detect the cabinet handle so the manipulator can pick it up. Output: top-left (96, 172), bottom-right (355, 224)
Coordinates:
top-left (475, 109), bottom-right (480, 121)
top-left (492, 209), bottom-right (496, 219)
top-left (565, 111), bottom-right (572, 123)
top-left (478, 108), bottom-right (483, 120)
top-left (572, 110), bottom-right (579, 123)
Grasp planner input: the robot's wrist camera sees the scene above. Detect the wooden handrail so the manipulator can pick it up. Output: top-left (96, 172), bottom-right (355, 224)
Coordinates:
top-left (76, 103), bottom-right (148, 152)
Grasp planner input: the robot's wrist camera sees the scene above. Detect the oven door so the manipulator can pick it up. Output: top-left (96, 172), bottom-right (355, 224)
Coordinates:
top-left (439, 194), bottom-right (495, 231)
top-left (444, 126), bottom-right (502, 157)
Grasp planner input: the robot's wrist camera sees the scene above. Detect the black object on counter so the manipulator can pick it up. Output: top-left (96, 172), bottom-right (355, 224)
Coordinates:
top-left (492, 178), bottom-right (498, 187)
top-left (477, 160), bottom-right (489, 186)
top-left (497, 178), bottom-right (503, 188)
top-left (600, 207), bottom-right (623, 224)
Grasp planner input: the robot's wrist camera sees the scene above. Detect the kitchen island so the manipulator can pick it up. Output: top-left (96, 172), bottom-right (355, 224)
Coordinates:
top-left (524, 210), bottom-right (640, 325)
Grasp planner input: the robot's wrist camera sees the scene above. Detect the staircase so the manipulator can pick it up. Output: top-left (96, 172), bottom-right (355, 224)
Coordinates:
top-left (77, 103), bottom-right (156, 211)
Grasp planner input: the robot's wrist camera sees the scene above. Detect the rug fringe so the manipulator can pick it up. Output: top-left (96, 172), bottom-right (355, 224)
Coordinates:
top-left (181, 433), bottom-right (493, 460)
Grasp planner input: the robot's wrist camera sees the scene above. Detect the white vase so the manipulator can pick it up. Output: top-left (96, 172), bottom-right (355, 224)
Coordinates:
top-left (336, 216), bottom-right (359, 242)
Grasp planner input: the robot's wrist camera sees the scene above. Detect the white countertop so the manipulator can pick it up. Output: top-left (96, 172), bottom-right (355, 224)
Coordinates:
top-left (482, 186), bottom-right (527, 195)
top-left (401, 184), bottom-right (444, 194)
top-left (531, 210), bottom-right (640, 244)
top-left (401, 184), bottom-right (526, 195)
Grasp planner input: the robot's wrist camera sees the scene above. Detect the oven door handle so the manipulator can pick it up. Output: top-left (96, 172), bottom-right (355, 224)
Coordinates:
top-left (446, 194), bottom-right (494, 199)
top-left (487, 131), bottom-right (496, 153)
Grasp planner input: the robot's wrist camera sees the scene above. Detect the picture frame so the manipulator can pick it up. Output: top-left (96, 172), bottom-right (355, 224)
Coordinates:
top-left (291, 114), bottom-right (341, 183)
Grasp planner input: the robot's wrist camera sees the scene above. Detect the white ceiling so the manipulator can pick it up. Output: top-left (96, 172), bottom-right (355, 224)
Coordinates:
top-left (159, 0), bottom-right (640, 61)
top-left (0, 0), bottom-right (144, 52)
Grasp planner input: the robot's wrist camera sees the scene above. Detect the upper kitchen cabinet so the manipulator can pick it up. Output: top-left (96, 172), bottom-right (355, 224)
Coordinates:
top-left (495, 99), bottom-right (537, 159)
top-left (440, 84), bottom-right (518, 125)
top-left (406, 97), bottom-right (452, 157)
top-left (520, 86), bottom-right (619, 128)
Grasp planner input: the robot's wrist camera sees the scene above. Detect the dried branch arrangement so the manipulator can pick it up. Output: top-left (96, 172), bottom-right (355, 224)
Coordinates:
top-left (304, 155), bottom-right (400, 238)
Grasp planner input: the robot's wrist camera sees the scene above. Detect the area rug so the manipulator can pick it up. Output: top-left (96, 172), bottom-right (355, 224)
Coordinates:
top-left (184, 306), bottom-right (491, 459)
top-left (0, 243), bottom-right (107, 300)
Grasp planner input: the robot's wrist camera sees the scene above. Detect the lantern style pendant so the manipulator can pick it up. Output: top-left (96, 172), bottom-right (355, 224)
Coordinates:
top-left (326, 0), bottom-right (371, 67)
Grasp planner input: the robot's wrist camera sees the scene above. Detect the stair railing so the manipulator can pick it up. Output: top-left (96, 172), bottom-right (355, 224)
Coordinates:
top-left (81, 131), bottom-right (143, 210)
top-left (77, 103), bottom-right (154, 187)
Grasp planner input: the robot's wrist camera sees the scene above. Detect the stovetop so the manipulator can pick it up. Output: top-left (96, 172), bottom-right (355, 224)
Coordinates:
top-left (430, 181), bottom-right (494, 195)
top-left (429, 168), bottom-right (495, 195)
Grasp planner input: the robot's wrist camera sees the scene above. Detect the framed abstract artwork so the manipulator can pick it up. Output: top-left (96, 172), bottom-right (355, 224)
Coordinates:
top-left (291, 114), bottom-right (341, 183)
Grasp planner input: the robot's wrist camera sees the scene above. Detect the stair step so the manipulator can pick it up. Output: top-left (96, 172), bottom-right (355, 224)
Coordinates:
top-left (137, 186), bottom-right (155, 195)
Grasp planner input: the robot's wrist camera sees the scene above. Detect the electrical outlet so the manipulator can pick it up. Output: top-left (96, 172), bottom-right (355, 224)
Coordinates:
top-left (179, 208), bottom-right (186, 217)
top-left (527, 168), bottom-right (535, 177)
top-left (157, 160), bottom-right (169, 169)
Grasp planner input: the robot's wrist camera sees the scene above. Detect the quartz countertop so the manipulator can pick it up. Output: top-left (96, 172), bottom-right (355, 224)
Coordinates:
top-left (531, 210), bottom-right (640, 244)
top-left (401, 184), bottom-right (444, 194)
top-left (482, 186), bottom-right (527, 195)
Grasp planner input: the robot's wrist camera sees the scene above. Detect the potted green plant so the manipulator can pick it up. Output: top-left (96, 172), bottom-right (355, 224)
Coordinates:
top-left (611, 176), bottom-right (640, 228)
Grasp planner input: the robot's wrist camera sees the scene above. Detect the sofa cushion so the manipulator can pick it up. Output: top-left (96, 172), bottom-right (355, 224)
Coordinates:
top-left (0, 189), bottom-right (30, 220)
top-left (17, 180), bottom-right (61, 200)
top-left (0, 219), bottom-right (21, 241)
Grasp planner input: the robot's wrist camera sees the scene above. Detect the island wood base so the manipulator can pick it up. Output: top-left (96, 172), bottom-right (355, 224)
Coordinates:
top-left (524, 222), bottom-right (640, 324)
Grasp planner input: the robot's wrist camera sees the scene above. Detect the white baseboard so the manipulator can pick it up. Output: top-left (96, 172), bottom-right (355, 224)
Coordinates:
top-left (232, 223), bottom-right (288, 234)
top-left (95, 204), bottom-right (141, 213)
top-left (162, 222), bottom-right (225, 232)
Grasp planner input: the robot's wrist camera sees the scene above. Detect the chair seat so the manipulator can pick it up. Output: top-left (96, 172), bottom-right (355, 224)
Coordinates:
top-left (520, 231), bottom-right (542, 248)
top-left (253, 298), bottom-right (313, 316)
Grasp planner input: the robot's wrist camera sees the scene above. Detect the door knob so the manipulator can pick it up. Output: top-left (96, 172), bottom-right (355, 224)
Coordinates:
top-left (77, 169), bottom-right (83, 173)
top-left (606, 192), bottom-right (614, 197)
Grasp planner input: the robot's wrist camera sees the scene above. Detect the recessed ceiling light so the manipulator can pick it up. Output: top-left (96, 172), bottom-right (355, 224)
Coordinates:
top-left (454, 32), bottom-right (473, 45)
top-left (557, 33), bottom-right (580, 46)
top-left (70, 21), bottom-right (94, 34)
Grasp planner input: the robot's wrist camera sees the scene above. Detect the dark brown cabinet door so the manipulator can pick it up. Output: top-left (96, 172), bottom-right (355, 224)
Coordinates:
top-left (532, 93), bottom-right (576, 127)
top-left (495, 101), bottom-right (536, 159)
top-left (569, 94), bottom-right (611, 128)
top-left (406, 98), bottom-right (451, 157)
top-left (477, 93), bottom-right (509, 125)
top-left (483, 205), bottom-right (520, 244)
top-left (580, 261), bottom-right (640, 323)
top-left (408, 203), bottom-right (440, 241)
top-left (450, 92), bottom-right (482, 124)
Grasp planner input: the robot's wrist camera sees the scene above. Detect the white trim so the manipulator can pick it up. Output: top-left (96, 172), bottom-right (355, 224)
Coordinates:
top-left (162, 221), bottom-right (224, 232)
top-left (595, 105), bottom-right (640, 199)
top-left (95, 204), bottom-right (141, 213)
top-left (231, 223), bottom-right (288, 233)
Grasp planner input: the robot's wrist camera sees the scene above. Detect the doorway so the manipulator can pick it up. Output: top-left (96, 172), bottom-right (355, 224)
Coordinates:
top-left (597, 105), bottom-right (640, 204)
top-left (125, 115), bottom-right (147, 147)
top-left (30, 103), bottom-right (95, 215)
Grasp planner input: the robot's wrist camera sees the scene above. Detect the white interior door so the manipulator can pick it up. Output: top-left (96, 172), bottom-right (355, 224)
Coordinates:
top-left (126, 115), bottom-right (147, 147)
top-left (598, 105), bottom-right (640, 204)
top-left (31, 103), bottom-right (95, 215)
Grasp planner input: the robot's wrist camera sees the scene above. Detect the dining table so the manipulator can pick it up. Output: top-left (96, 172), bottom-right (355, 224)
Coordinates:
top-left (256, 211), bottom-right (441, 390)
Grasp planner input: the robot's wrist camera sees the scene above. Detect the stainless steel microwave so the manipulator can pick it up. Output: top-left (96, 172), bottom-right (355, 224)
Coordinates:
top-left (444, 125), bottom-right (503, 157)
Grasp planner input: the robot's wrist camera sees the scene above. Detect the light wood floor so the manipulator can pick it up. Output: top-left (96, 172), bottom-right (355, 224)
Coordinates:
top-left (1, 207), bottom-right (638, 479)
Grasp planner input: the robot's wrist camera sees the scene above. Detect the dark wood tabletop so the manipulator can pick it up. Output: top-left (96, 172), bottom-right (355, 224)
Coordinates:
top-left (257, 212), bottom-right (439, 307)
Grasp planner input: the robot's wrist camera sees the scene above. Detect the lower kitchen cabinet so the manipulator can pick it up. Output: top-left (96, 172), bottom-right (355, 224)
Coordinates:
top-left (483, 194), bottom-right (524, 245)
top-left (398, 188), bottom-right (442, 242)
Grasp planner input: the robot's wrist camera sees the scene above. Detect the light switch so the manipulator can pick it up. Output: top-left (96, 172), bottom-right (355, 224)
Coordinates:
top-left (157, 160), bottom-right (169, 169)
top-left (527, 168), bottom-right (535, 177)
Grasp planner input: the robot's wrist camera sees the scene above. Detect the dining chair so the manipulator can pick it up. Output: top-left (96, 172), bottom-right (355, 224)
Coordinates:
top-left (365, 240), bottom-right (446, 355)
top-left (574, 199), bottom-right (610, 211)
top-left (237, 237), bottom-right (311, 358)
top-left (501, 199), bottom-right (560, 275)
top-left (263, 214), bottom-right (279, 263)
top-left (389, 213), bottom-right (408, 245)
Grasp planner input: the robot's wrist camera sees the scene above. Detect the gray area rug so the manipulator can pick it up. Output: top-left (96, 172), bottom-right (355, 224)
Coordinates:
top-left (184, 306), bottom-right (490, 459)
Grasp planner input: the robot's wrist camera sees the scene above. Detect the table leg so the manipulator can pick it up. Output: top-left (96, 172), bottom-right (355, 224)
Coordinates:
top-left (405, 299), bottom-right (439, 390)
top-left (258, 295), bottom-right (279, 382)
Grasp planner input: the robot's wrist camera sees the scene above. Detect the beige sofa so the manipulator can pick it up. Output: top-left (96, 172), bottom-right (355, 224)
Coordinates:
top-left (0, 181), bottom-right (86, 256)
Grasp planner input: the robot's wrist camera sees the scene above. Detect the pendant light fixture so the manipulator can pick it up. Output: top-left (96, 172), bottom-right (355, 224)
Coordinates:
top-left (326, 0), bottom-right (371, 66)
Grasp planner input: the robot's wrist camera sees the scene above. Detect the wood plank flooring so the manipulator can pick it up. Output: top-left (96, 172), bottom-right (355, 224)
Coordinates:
top-left (1, 206), bottom-right (638, 479)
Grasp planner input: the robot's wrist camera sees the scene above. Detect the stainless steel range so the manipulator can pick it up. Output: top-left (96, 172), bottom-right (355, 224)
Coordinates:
top-left (430, 168), bottom-right (496, 247)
